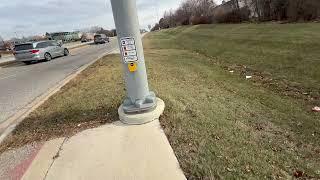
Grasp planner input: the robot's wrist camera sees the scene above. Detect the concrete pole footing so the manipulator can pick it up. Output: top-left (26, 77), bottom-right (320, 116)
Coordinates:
top-left (118, 98), bottom-right (165, 125)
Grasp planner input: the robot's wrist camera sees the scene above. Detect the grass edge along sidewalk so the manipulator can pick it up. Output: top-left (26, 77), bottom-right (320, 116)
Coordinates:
top-left (1, 24), bottom-right (319, 179)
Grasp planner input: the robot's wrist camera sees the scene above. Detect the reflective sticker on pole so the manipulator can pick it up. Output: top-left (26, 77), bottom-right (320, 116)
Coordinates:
top-left (128, 62), bottom-right (137, 72)
top-left (121, 37), bottom-right (138, 63)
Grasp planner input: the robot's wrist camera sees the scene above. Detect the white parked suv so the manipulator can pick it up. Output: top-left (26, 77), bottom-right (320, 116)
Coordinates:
top-left (14, 40), bottom-right (69, 65)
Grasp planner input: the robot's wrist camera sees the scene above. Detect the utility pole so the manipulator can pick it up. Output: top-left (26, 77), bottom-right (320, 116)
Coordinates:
top-left (0, 35), bottom-right (4, 46)
top-left (14, 32), bottom-right (19, 39)
top-left (110, 0), bottom-right (164, 125)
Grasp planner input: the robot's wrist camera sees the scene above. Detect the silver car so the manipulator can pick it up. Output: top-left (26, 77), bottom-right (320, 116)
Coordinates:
top-left (14, 41), bottom-right (69, 65)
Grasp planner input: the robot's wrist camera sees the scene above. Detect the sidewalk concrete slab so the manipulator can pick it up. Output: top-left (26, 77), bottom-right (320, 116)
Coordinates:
top-left (25, 120), bottom-right (186, 180)
top-left (22, 138), bottom-right (65, 180)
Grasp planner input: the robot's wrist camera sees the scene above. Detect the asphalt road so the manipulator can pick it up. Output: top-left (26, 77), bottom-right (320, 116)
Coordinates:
top-left (0, 39), bottom-right (119, 125)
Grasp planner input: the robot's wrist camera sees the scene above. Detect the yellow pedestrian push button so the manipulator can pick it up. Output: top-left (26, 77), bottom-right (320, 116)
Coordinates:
top-left (128, 62), bottom-right (137, 72)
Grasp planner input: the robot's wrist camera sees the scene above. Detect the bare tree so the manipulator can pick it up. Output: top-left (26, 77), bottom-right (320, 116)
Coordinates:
top-left (249, 0), bottom-right (320, 21)
top-left (287, 0), bottom-right (320, 21)
top-left (89, 26), bottom-right (102, 33)
top-left (190, 0), bottom-right (217, 24)
top-left (192, 0), bottom-right (216, 17)
top-left (152, 0), bottom-right (319, 30)
top-left (0, 35), bottom-right (4, 50)
top-left (174, 0), bottom-right (194, 25)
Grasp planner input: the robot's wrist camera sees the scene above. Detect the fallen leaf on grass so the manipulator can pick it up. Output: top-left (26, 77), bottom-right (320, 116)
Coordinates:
top-left (227, 168), bottom-right (235, 172)
top-left (293, 170), bottom-right (304, 178)
top-left (215, 136), bottom-right (220, 140)
top-left (312, 106), bottom-right (320, 112)
top-left (245, 165), bottom-right (251, 172)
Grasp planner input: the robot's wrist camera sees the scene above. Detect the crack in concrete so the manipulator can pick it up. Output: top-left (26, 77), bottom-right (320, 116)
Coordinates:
top-left (43, 137), bottom-right (68, 180)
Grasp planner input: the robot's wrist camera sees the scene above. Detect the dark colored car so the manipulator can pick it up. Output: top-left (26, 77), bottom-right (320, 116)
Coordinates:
top-left (94, 34), bottom-right (109, 44)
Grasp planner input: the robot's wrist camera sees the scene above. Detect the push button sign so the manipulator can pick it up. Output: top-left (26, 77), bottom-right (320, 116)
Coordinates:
top-left (120, 37), bottom-right (138, 63)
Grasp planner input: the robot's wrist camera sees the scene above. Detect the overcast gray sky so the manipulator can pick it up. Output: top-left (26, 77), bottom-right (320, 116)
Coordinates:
top-left (0, 0), bottom-right (223, 40)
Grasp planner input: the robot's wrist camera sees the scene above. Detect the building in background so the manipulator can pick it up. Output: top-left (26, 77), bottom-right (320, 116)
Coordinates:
top-left (28, 35), bottom-right (48, 42)
top-left (81, 33), bottom-right (95, 42)
top-left (46, 31), bottom-right (81, 42)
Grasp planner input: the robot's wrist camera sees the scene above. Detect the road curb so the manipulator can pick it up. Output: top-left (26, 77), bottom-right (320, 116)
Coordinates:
top-left (67, 42), bottom-right (93, 51)
top-left (0, 48), bottom-right (118, 145)
top-left (0, 60), bottom-right (16, 67)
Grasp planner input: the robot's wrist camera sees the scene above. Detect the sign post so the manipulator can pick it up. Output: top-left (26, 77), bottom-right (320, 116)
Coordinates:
top-left (111, 0), bottom-right (161, 124)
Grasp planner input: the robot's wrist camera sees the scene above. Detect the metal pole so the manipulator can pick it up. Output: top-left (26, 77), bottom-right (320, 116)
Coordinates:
top-left (110, 0), bottom-right (157, 114)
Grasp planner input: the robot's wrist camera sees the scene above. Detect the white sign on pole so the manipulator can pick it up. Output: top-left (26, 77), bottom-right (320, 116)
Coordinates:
top-left (123, 50), bottom-right (137, 57)
top-left (121, 38), bottom-right (135, 46)
top-left (122, 45), bottom-right (136, 51)
top-left (124, 56), bottom-right (138, 62)
top-left (120, 37), bottom-right (138, 63)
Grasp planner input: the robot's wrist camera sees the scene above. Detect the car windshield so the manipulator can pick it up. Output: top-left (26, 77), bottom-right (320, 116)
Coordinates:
top-left (94, 35), bottom-right (102, 38)
top-left (15, 44), bottom-right (34, 51)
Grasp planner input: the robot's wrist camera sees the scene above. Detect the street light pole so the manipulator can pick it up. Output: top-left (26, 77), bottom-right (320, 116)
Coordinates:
top-left (110, 0), bottom-right (163, 125)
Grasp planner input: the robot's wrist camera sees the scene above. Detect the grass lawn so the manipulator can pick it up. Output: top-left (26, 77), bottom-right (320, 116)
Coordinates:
top-left (150, 23), bottom-right (320, 105)
top-left (1, 23), bottom-right (319, 179)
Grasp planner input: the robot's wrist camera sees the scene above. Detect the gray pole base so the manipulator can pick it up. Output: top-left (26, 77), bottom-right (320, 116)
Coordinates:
top-left (118, 98), bottom-right (165, 125)
top-left (122, 91), bottom-right (157, 114)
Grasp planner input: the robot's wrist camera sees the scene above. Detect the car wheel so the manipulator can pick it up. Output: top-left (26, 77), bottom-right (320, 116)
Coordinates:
top-left (23, 61), bottom-right (32, 65)
top-left (44, 53), bottom-right (52, 61)
top-left (64, 49), bottom-right (69, 56)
